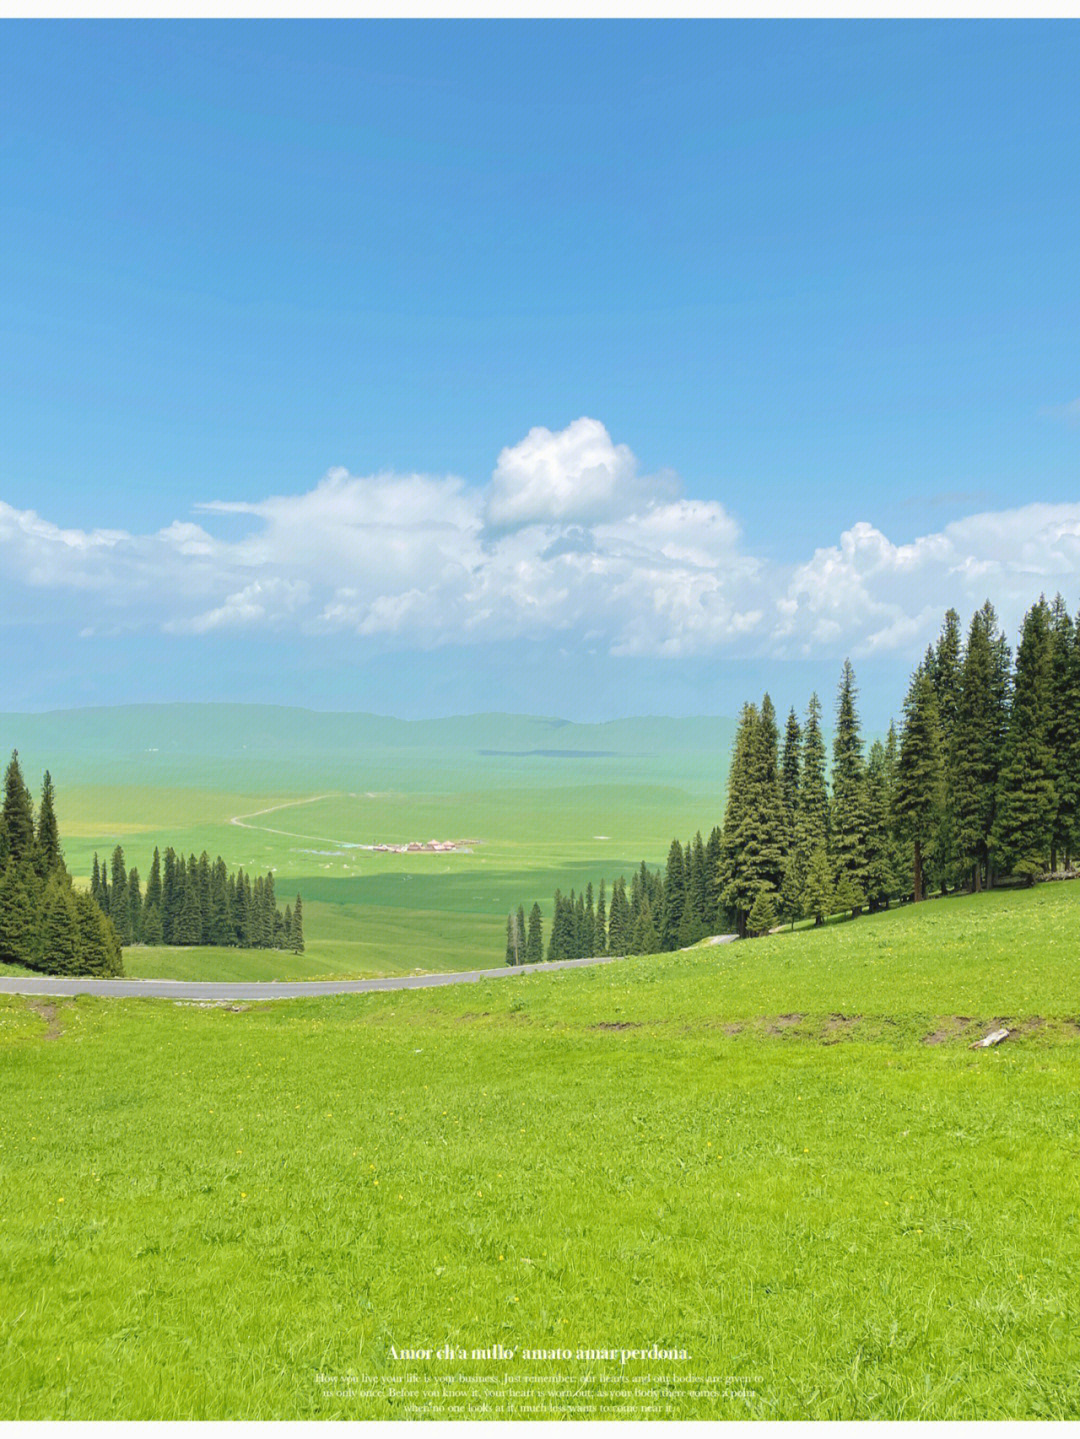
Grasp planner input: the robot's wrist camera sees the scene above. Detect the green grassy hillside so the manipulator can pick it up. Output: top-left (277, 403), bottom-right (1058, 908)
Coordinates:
top-left (2, 883), bottom-right (1077, 1419)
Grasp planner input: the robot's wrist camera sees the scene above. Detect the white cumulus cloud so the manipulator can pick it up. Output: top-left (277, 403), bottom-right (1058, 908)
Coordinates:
top-left (2, 421), bottom-right (1078, 662)
top-left (772, 504), bottom-right (1080, 658)
top-left (487, 417), bottom-right (675, 526)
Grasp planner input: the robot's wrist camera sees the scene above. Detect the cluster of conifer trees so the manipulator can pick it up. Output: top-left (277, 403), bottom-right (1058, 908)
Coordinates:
top-left (508, 592), bottom-right (1080, 959)
top-left (0, 753), bottom-right (123, 976)
top-left (721, 593), bottom-right (1079, 937)
top-left (90, 846), bottom-right (305, 952)
top-left (506, 845), bottom-right (713, 965)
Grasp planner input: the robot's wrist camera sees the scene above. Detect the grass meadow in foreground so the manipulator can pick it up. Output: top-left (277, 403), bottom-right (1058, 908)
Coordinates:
top-left (1, 883), bottom-right (1078, 1419)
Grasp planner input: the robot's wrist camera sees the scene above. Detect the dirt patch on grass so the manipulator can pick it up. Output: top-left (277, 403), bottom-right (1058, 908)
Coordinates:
top-left (593, 1021), bottom-right (643, 1031)
top-left (766, 1013), bottom-right (805, 1034)
top-left (456, 1012), bottom-right (491, 1022)
top-left (723, 1022), bottom-right (744, 1037)
top-left (173, 1001), bottom-right (251, 1011)
top-left (923, 1016), bottom-right (976, 1045)
top-left (26, 1001), bottom-right (63, 1041)
top-left (819, 1013), bottom-right (865, 1044)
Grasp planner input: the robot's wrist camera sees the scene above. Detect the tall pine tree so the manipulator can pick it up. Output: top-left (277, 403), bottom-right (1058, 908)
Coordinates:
top-left (953, 603), bottom-right (1009, 889)
top-left (829, 661), bottom-right (869, 915)
top-left (162, 848), bottom-right (180, 944)
top-left (781, 708), bottom-right (802, 837)
top-left (628, 896), bottom-right (658, 955)
top-left (527, 902), bottom-right (543, 964)
top-left (1, 752), bottom-right (36, 869)
top-left (176, 859), bottom-right (203, 945)
top-left (991, 599), bottom-right (1057, 881)
top-left (1047, 594), bottom-right (1080, 869)
top-left (794, 693), bottom-right (829, 920)
top-left (607, 878), bottom-right (631, 955)
top-left (109, 846), bottom-right (130, 945)
top-left (863, 739), bottom-right (898, 911)
top-left (660, 839), bottom-right (686, 951)
top-left (36, 770), bottom-right (63, 876)
top-left (929, 609), bottom-right (963, 889)
top-left (583, 886), bottom-right (596, 957)
top-left (505, 910), bottom-right (522, 966)
top-left (720, 699), bottom-right (786, 937)
top-left (894, 663), bottom-right (945, 903)
top-left (126, 868), bottom-right (142, 944)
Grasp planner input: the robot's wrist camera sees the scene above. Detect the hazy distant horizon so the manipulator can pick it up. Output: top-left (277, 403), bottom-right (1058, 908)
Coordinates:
top-left (0, 641), bottom-right (920, 731)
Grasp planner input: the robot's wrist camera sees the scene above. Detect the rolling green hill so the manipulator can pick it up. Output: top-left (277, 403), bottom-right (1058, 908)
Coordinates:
top-left (1, 882), bottom-right (1077, 1419)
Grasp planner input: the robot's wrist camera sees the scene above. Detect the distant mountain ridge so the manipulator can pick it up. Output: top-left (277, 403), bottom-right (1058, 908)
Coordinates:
top-left (0, 704), bottom-right (736, 791)
top-left (0, 703), bottom-right (734, 754)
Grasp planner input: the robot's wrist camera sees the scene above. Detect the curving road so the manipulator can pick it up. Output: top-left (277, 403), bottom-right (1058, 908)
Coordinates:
top-left (0, 940), bottom-right (736, 1002)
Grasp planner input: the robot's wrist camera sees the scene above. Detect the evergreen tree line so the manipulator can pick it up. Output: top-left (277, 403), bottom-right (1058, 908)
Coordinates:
top-left (91, 845), bottom-right (305, 952)
top-left (721, 593), bottom-right (1079, 938)
top-left (506, 839), bottom-right (721, 965)
top-left (507, 591), bottom-right (1080, 957)
top-left (0, 753), bottom-right (123, 976)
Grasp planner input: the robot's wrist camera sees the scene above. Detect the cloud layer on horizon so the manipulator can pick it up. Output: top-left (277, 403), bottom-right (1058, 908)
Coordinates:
top-left (1, 419), bottom-right (1078, 661)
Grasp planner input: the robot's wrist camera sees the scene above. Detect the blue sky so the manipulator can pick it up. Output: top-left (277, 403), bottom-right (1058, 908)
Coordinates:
top-left (2, 21), bottom-right (1078, 724)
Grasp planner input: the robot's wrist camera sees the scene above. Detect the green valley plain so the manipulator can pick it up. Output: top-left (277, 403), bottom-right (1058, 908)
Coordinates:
top-left (1, 704), bottom-right (733, 979)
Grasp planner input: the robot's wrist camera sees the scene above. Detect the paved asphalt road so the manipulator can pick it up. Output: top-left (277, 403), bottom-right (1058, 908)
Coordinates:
top-left (0, 940), bottom-right (736, 1002)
